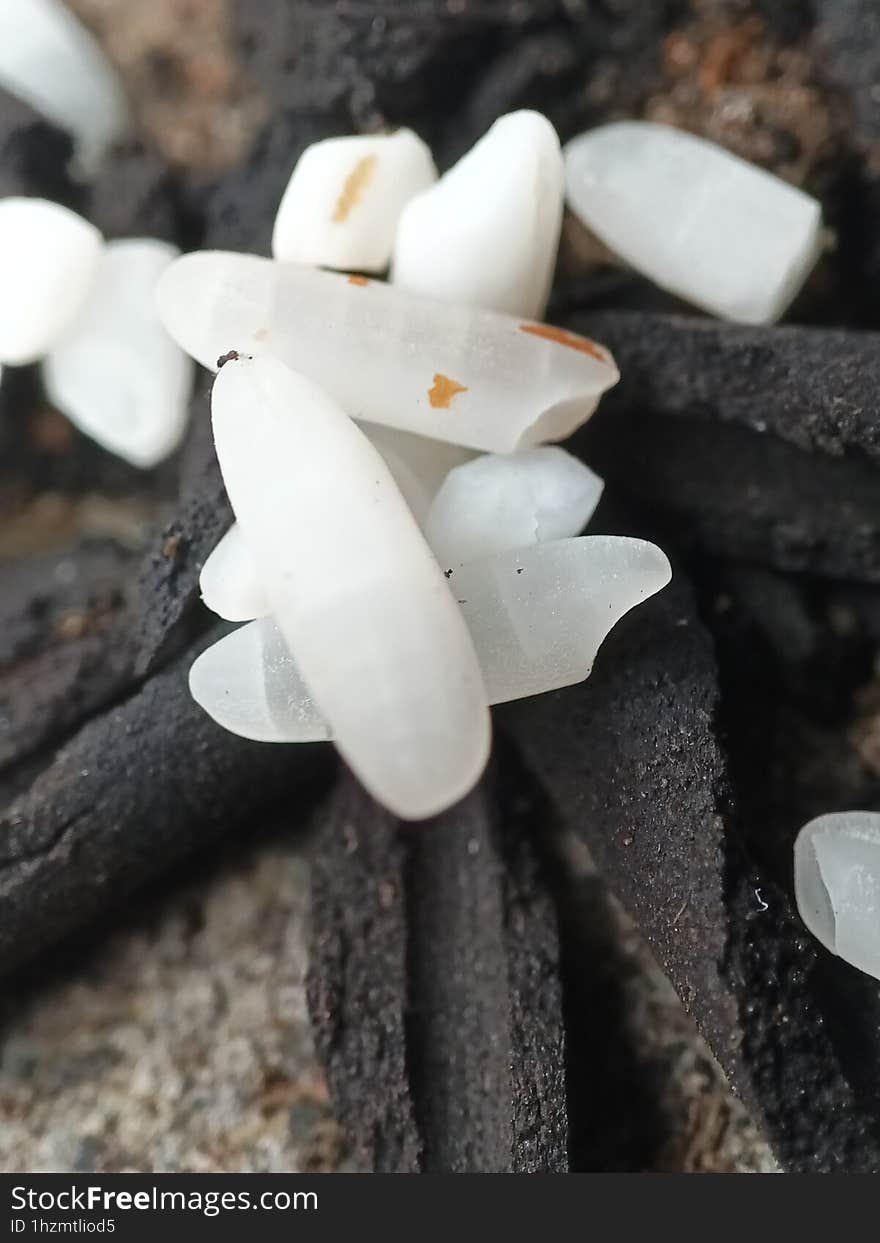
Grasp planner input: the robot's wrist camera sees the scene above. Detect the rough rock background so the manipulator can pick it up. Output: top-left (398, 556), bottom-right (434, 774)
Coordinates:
top-left (0, 836), bottom-right (348, 1174)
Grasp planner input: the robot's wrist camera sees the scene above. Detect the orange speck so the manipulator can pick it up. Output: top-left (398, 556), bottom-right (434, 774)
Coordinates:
top-left (428, 373), bottom-right (468, 409)
top-left (519, 322), bottom-right (607, 363)
top-left (347, 274), bottom-right (370, 286)
top-left (332, 154), bottom-right (378, 223)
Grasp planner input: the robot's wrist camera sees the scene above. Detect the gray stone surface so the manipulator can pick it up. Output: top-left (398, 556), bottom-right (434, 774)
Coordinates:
top-left (0, 839), bottom-right (345, 1173)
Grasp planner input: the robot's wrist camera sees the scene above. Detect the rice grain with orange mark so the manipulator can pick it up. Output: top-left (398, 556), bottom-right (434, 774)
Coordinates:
top-left (428, 373), bottom-right (468, 409)
top-left (332, 155), bottom-right (379, 223)
top-left (519, 322), bottom-right (608, 363)
top-left (347, 275), bottom-right (370, 286)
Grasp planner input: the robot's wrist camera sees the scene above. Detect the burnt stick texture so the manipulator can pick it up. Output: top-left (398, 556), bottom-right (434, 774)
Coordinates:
top-left (571, 312), bottom-right (880, 462)
top-left (568, 312), bottom-right (880, 582)
top-left (0, 643), bottom-right (332, 978)
top-left (0, 391), bottom-right (231, 776)
top-left (0, 542), bottom-right (135, 776)
top-left (0, 86), bottom-right (80, 205)
top-left (131, 388), bottom-right (232, 679)
top-left (498, 576), bottom-right (880, 1172)
top-left (306, 774), bottom-right (421, 1174)
top-left (308, 754), bottom-right (568, 1173)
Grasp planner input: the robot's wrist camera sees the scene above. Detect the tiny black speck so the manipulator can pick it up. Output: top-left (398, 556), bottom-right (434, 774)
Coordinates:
top-left (444, 569), bottom-right (453, 579)
top-left (217, 349), bottom-right (254, 368)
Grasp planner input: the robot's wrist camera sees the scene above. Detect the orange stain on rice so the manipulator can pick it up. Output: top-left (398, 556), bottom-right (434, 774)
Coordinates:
top-left (347, 275), bottom-right (370, 286)
top-left (519, 322), bottom-right (607, 363)
top-left (332, 155), bottom-right (379, 223)
top-left (428, 373), bottom-right (468, 409)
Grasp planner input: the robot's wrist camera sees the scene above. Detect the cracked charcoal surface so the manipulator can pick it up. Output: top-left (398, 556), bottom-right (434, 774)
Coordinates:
top-left (576, 412), bottom-right (880, 583)
top-left (0, 541), bottom-right (135, 776)
top-left (308, 756), bottom-right (567, 1174)
top-left (498, 575), bottom-right (880, 1172)
top-left (405, 742), bottom-right (567, 1173)
top-left (573, 312), bottom-right (880, 462)
top-left (0, 640), bottom-right (333, 979)
top-left (0, 390), bottom-right (230, 773)
top-left (0, 87), bottom-right (80, 206)
top-left (0, 397), bottom-right (230, 775)
top-left (131, 388), bottom-right (232, 679)
top-left (567, 313), bottom-right (880, 582)
top-left (307, 772), bottom-right (420, 1174)
top-left (697, 561), bottom-right (880, 1147)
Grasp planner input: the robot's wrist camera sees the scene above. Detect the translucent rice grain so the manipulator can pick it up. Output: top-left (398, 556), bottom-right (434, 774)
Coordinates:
top-left (564, 121), bottom-right (822, 325)
top-left (360, 422), bottom-right (475, 524)
top-left (0, 197), bottom-right (102, 365)
top-left (425, 447), bottom-right (603, 567)
top-left (189, 536), bottom-right (672, 741)
top-left (189, 619), bottom-right (330, 745)
top-left (43, 238), bottom-right (192, 468)
top-left (392, 111), bottom-right (564, 319)
top-left (156, 251), bottom-right (618, 453)
top-left (201, 424), bottom-right (473, 622)
top-left (457, 537), bottom-right (672, 704)
top-left (0, 0), bottom-right (130, 176)
top-left (272, 129), bottom-right (436, 272)
top-left (794, 812), bottom-right (880, 982)
top-left (210, 353), bottom-right (490, 820)
top-left (199, 524), bottom-right (267, 623)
